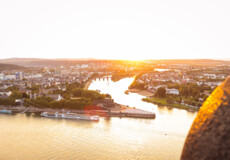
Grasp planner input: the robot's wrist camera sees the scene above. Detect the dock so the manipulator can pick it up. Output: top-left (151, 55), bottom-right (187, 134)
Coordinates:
top-left (110, 108), bottom-right (155, 118)
top-left (21, 108), bottom-right (30, 113)
top-left (0, 105), bottom-right (156, 119)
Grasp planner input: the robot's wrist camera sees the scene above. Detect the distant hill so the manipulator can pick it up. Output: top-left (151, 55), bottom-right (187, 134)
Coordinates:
top-left (0, 58), bottom-right (47, 65)
top-left (0, 58), bottom-right (229, 66)
top-left (0, 58), bottom-right (97, 66)
top-left (146, 59), bottom-right (230, 65)
top-left (0, 63), bottom-right (25, 70)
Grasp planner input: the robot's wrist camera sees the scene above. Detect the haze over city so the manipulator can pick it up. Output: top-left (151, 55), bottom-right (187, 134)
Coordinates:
top-left (1, 0), bottom-right (230, 60)
top-left (1, 1), bottom-right (230, 160)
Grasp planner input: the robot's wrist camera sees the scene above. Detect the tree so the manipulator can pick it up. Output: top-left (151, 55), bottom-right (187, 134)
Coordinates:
top-left (82, 90), bottom-right (102, 100)
top-left (0, 98), bottom-right (16, 106)
top-left (203, 95), bottom-right (209, 101)
top-left (33, 96), bottom-right (53, 108)
top-left (105, 94), bottom-right (112, 98)
top-left (22, 93), bottom-right (29, 98)
top-left (62, 93), bottom-right (70, 100)
top-left (49, 98), bottom-right (92, 110)
top-left (167, 83), bottom-right (180, 89)
top-left (167, 96), bottom-right (174, 104)
top-left (155, 87), bottom-right (166, 98)
top-left (50, 101), bottom-right (62, 108)
top-left (6, 86), bottom-right (19, 92)
top-left (128, 81), bottom-right (146, 90)
top-left (71, 88), bottom-right (84, 97)
top-left (10, 91), bottom-right (22, 99)
top-left (27, 85), bottom-right (39, 93)
top-left (179, 83), bottom-right (200, 97)
top-left (66, 82), bottom-right (84, 93)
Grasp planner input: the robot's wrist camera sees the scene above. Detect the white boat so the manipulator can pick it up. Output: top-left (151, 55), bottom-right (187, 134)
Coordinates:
top-left (40, 112), bottom-right (99, 121)
top-left (41, 112), bottom-right (59, 118)
top-left (0, 110), bottom-right (12, 114)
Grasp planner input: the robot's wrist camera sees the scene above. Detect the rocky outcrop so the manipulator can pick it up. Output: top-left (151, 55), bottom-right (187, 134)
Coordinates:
top-left (181, 77), bottom-right (230, 160)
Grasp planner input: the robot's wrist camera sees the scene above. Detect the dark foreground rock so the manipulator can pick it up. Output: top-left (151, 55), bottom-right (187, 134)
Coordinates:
top-left (181, 77), bottom-right (230, 160)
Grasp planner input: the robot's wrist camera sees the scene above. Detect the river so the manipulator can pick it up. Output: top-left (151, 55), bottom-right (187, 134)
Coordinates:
top-left (0, 77), bottom-right (196, 160)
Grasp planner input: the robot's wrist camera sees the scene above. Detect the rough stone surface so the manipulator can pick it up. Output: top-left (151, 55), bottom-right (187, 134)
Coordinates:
top-left (181, 77), bottom-right (230, 160)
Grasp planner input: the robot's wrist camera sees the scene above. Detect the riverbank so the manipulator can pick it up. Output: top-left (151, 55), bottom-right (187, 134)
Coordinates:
top-left (142, 97), bottom-right (199, 111)
top-left (84, 80), bottom-right (91, 90)
top-left (125, 89), bottom-right (199, 112)
top-left (0, 103), bottom-right (156, 119)
top-left (109, 103), bottom-right (155, 118)
top-left (125, 89), bottom-right (154, 97)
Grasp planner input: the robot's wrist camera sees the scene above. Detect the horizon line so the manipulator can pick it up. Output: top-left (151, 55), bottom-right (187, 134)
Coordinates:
top-left (1, 57), bottom-right (230, 61)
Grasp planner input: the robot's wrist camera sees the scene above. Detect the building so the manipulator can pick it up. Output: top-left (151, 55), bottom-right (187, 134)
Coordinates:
top-left (166, 88), bottom-right (179, 95)
top-left (0, 91), bottom-right (12, 97)
top-left (81, 64), bottom-right (89, 68)
top-left (15, 72), bottom-right (24, 80)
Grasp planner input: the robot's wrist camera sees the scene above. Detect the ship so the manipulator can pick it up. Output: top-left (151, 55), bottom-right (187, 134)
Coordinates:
top-left (40, 112), bottom-right (99, 121)
top-left (0, 110), bottom-right (12, 114)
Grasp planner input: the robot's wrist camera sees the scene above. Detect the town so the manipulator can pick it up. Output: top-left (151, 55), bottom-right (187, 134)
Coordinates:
top-left (0, 59), bottom-right (229, 114)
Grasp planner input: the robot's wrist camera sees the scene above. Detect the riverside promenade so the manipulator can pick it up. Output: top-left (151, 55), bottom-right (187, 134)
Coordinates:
top-left (0, 104), bottom-right (155, 119)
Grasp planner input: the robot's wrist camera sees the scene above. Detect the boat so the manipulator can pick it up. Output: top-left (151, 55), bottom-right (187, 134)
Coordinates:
top-left (41, 112), bottom-right (59, 118)
top-left (40, 112), bottom-right (99, 121)
top-left (0, 110), bottom-right (12, 114)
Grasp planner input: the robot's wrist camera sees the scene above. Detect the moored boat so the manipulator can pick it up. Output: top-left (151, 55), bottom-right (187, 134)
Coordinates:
top-left (41, 112), bottom-right (59, 118)
top-left (40, 112), bottom-right (99, 121)
top-left (0, 110), bottom-right (12, 114)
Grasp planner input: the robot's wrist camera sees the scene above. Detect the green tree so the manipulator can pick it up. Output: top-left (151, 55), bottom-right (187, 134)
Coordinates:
top-left (6, 86), bottom-right (19, 92)
top-left (179, 83), bottom-right (200, 97)
top-left (203, 95), bottom-right (209, 101)
top-left (50, 101), bottom-right (63, 108)
top-left (166, 96), bottom-right (174, 104)
top-left (0, 98), bottom-right (16, 106)
top-left (33, 96), bottom-right (53, 108)
top-left (167, 83), bottom-right (180, 89)
top-left (71, 88), bottom-right (84, 97)
top-left (155, 87), bottom-right (166, 98)
top-left (27, 85), bottom-right (39, 93)
top-left (82, 90), bottom-right (102, 100)
top-left (10, 91), bottom-right (22, 99)
top-left (128, 81), bottom-right (146, 90)
top-left (62, 93), bottom-right (70, 100)
top-left (66, 82), bottom-right (84, 93)
top-left (22, 93), bottom-right (29, 98)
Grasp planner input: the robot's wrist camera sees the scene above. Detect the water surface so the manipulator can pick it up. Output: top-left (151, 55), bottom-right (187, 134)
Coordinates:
top-left (0, 77), bottom-right (196, 160)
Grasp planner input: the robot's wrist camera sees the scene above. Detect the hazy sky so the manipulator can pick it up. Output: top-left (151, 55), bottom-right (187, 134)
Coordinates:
top-left (0, 0), bottom-right (230, 60)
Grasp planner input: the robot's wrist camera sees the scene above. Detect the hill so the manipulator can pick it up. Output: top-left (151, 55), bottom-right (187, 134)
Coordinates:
top-left (145, 59), bottom-right (230, 65)
top-left (0, 58), bottom-right (97, 66)
top-left (0, 63), bottom-right (25, 71)
top-left (0, 58), bottom-right (230, 66)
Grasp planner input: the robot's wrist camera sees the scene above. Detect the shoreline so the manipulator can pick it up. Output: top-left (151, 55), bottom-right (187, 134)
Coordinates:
top-left (142, 98), bottom-right (199, 112)
top-left (125, 89), bottom-right (154, 97)
top-left (84, 80), bottom-right (91, 90)
top-left (0, 103), bottom-right (156, 119)
top-left (125, 89), bottom-right (198, 112)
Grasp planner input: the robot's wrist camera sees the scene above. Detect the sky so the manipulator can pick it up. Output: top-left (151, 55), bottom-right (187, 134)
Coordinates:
top-left (0, 0), bottom-right (230, 60)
